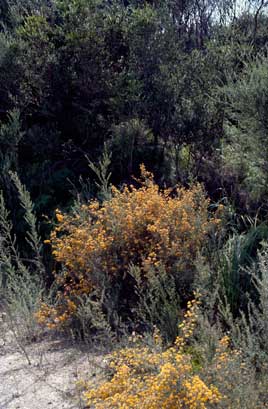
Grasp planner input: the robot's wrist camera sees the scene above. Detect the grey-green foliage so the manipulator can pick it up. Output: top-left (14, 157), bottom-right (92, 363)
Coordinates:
top-left (8, 0), bottom-right (54, 27)
top-left (0, 190), bottom-right (16, 290)
top-left (9, 171), bottom-right (44, 272)
top-left (207, 222), bottom-right (268, 316)
top-left (217, 244), bottom-right (268, 372)
top-left (62, 264), bottom-right (122, 346)
top-left (87, 143), bottom-right (112, 202)
top-left (194, 308), bottom-right (267, 409)
top-left (217, 232), bottom-right (252, 314)
top-left (71, 144), bottom-right (112, 212)
top-left (70, 289), bottom-right (116, 348)
top-left (129, 263), bottom-right (181, 343)
top-left (0, 174), bottom-right (46, 342)
top-left (223, 55), bottom-right (268, 200)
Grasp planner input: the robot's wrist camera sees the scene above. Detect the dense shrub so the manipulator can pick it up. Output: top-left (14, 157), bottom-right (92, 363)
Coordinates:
top-left (223, 55), bottom-right (268, 204)
top-left (215, 244), bottom-right (268, 374)
top-left (82, 296), bottom-right (262, 409)
top-left (82, 297), bottom-right (222, 408)
top-left (36, 166), bottom-right (219, 329)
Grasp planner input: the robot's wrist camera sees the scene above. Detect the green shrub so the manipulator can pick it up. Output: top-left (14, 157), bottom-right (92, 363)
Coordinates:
top-left (0, 172), bottom-right (47, 343)
top-left (37, 166), bottom-right (219, 336)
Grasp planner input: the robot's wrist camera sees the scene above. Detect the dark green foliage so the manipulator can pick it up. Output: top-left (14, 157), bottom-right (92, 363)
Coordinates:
top-left (0, 110), bottom-right (23, 173)
top-left (216, 224), bottom-right (268, 316)
top-left (223, 54), bottom-right (268, 204)
top-left (0, 0), bottom-right (249, 215)
top-left (0, 0), bottom-right (266, 212)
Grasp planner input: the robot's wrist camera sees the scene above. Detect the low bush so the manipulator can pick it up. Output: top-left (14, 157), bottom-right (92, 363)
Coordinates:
top-left (82, 296), bottom-right (265, 408)
top-left (82, 297), bottom-right (222, 408)
top-left (216, 244), bottom-right (268, 374)
top-left (0, 173), bottom-right (47, 344)
top-left (129, 263), bottom-right (181, 342)
top-left (36, 166), bottom-right (220, 333)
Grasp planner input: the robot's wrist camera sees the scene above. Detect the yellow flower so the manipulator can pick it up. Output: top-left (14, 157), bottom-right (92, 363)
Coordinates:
top-left (82, 298), bottom-right (223, 409)
top-left (56, 212), bottom-right (64, 222)
top-left (37, 166), bottom-right (219, 329)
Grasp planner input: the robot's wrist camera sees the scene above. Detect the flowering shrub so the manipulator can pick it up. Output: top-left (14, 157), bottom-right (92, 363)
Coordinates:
top-left (81, 295), bottom-right (259, 409)
top-left (82, 297), bottom-right (224, 408)
top-left (36, 166), bottom-right (219, 328)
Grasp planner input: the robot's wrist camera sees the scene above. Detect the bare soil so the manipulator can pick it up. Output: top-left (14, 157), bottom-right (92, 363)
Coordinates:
top-left (0, 315), bottom-right (104, 409)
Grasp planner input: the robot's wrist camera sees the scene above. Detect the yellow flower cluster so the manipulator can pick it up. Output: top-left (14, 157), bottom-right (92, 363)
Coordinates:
top-left (37, 166), bottom-right (220, 328)
top-left (176, 296), bottom-right (201, 348)
top-left (83, 297), bottom-right (222, 408)
top-left (35, 298), bottom-right (77, 329)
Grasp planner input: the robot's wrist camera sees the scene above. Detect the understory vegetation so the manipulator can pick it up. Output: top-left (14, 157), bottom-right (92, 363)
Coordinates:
top-left (2, 0), bottom-right (268, 407)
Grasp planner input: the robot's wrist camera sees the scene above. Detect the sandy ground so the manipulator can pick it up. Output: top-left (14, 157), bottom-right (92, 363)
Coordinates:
top-left (0, 316), bottom-right (104, 409)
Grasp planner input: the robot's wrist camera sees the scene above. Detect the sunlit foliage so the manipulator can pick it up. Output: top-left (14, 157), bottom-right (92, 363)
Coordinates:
top-left (36, 166), bottom-right (219, 328)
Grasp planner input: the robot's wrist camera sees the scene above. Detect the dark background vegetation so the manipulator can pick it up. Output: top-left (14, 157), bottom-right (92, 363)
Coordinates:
top-left (2, 0), bottom-right (268, 305)
top-left (1, 0), bottom-right (268, 217)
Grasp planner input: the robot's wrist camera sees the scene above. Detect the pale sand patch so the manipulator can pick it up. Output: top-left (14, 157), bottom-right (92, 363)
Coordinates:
top-left (0, 316), bottom-right (104, 409)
